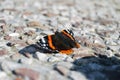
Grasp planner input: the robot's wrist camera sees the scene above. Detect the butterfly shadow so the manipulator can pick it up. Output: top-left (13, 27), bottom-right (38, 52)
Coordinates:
top-left (18, 44), bottom-right (57, 58)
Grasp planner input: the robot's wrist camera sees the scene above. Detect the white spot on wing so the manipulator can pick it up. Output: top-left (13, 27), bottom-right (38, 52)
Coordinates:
top-left (41, 38), bottom-right (46, 43)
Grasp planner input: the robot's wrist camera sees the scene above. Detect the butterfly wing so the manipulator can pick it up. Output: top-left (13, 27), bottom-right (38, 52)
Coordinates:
top-left (36, 35), bottom-right (58, 53)
top-left (36, 29), bottom-right (80, 54)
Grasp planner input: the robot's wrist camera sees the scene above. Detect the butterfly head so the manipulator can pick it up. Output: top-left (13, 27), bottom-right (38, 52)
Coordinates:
top-left (62, 29), bottom-right (74, 36)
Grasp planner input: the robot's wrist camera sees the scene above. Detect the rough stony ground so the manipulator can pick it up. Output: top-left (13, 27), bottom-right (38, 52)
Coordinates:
top-left (0, 0), bottom-right (120, 80)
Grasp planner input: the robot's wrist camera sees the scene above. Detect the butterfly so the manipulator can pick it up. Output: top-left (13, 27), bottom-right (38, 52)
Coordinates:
top-left (36, 29), bottom-right (80, 55)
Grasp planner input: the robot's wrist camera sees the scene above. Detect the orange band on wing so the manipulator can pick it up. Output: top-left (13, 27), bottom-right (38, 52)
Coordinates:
top-left (62, 30), bottom-right (74, 40)
top-left (48, 35), bottom-right (56, 49)
top-left (60, 49), bottom-right (73, 55)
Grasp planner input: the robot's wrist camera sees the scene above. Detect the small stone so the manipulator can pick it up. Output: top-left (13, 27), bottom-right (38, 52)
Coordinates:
top-left (27, 21), bottom-right (41, 27)
top-left (26, 39), bottom-right (35, 45)
top-left (1, 61), bottom-right (22, 73)
top-left (60, 11), bottom-right (69, 17)
top-left (14, 27), bottom-right (24, 33)
top-left (18, 57), bottom-right (33, 64)
top-left (22, 11), bottom-right (33, 16)
top-left (0, 72), bottom-right (6, 78)
top-left (7, 40), bottom-right (27, 47)
top-left (9, 33), bottom-right (20, 37)
top-left (6, 42), bottom-right (15, 47)
top-left (0, 19), bottom-right (6, 26)
top-left (108, 45), bottom-right (120, 52)
top-left (73, 47), bottom-right (95, 59)
top-left (54, 65), bottom-right (70, 76)
top-left (47, 57), bottom-right (60, 62)
top-left (117, 41), bottom-right (120, 46)
top-left (92, 43), bottom-right (106, 48)
top-left (10, 53), bottom-right (21, 61)
top-left (58, 17), bottom-right (69, 23)
top-left (114, 53), bottom-right (120, 57)
top-left (0, 72), bottom-right (9, 80)
top-left (24, 28), bottom-right (36, 32)
top-left (4, 35), bottom-right (12, 40)
top-left (105, 39), bottom-right (117, 45)
top-left (0, 25), bottom-right (7, 33)
top-left (70, 71), bottom-right (87, 80)
top-left (0, 49), bottom-right (8, 56)
top-left (64, 56), bottom-right (74, 62)
top-left (15, 77), bottom-right (23, 80)
top-left (24, 30), bottom-right (35, 36)
top-left (93, 37), bottom-right (106, 48)
top-left (43, 12), bottom-right (57, 17)
top-left (56, 62), bottom-right (74, 69)
top-left (75, 36), bottom-right (93, 47)
top-left (99, 19), bottom-right (114, 25)
top-left (14, 68), bottom-right (40, 80)
top-left (54, 54), bottom-right (67, 59)
top-left (34, 52), bottom-right (48, 61)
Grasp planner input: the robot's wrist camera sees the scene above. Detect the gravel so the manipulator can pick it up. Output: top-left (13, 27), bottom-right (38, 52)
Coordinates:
top-left (0, 0), bottom-right (120, 80)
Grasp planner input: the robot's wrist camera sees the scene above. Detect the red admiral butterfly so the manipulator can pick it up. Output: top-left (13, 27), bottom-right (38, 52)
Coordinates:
top-left (36, 29), bottom-right (80, 55)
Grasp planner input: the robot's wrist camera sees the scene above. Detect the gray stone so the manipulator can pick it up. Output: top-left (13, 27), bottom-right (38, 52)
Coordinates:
top-left (108, 45), bottom-right (120, 52)
top-left (34, 52), bottom-right (48, 62)
top-left (47, 56), bottom-right (60, 62)
top-left (0, 71), bottom-right (12, 80)
top-left (56, 62), bottom-right (74, 69)
top-left (18, 57), bottom-right (33, 64)
top-left (70, 71), bottom-right (88, 80)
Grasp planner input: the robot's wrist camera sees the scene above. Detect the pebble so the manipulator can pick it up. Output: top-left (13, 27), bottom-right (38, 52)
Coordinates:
top-left (4, 35), bottom-right (11, 40)
top-left (1, 60), bottom-right (22, 73)
top-left (64, 56), bottom-right (74, 62)
top-left (54, 65), bottom-right (70, 76)
top-left (70, 71), bottom-right (87, 80)
top-left (14, 68), bottom-right (40, 80)
top-left (0, 20), bottom-right (6, 26)
top-left (26, 39), bottom-right (35, 45)
top-left (108, 45), bottom-right (120, 52)
top-left (9, 33), bottom-right (20, 37)
top-left (27, 21), bottom-right (41, 27)
top-left (56, 62), bottom-right (74, 69)
top-left (34, 52), bottom-right (48, 61)
top-left (0, 49), bottom-right (8, 56)
top-left (0, 72), bottom-right (10, 80)
top-left (24, 28), bottom-right (36, 32)
top-left (47, 56), bottom-right (60, 62)
top-left (10, 53), bottom-right (21, 61)
top-left (43, 12), bottom-right (57, 17)
top-left (54, 54), bottom-right (68, 60)
top-left (24, 30), bottom-right (35, 36)
top-left (73, 47), bottom-right (95, 59)
top-left (47, 54), bottom-right (71, 62)
top-left (18, 57), bottom-right (33, 64)
top-left (93, 37), bottom-right (106, 48)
